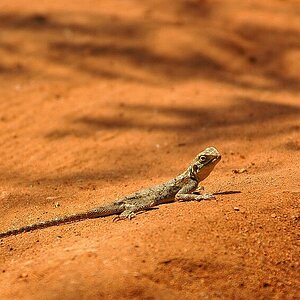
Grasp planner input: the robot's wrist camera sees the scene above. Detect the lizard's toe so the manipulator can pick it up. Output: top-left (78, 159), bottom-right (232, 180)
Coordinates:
top-left (202, 193), bottom-right (216, 200)
top-left (113, 210), bottom-right (136, 222)
top-left (195, 194), bottom-right (216, 201)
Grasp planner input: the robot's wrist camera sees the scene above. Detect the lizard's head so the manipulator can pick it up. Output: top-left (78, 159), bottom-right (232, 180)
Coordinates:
top-left (189, 147), bottom-right (221, 181)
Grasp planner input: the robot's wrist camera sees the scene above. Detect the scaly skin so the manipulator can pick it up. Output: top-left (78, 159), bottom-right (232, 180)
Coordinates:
top-left (0, 147), bottom-right (221, 238)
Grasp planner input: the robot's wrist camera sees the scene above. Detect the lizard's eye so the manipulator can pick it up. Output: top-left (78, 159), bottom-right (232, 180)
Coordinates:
top-left (199, 155), bottom-right (207, 162)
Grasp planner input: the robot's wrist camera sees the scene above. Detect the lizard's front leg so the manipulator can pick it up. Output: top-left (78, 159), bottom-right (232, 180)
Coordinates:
top-left (175, 179), bottom-right (215, 202)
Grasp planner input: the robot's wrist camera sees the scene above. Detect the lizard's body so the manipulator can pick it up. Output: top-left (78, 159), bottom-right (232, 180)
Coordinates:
top-left (0, 147), bottom-right (221, 238)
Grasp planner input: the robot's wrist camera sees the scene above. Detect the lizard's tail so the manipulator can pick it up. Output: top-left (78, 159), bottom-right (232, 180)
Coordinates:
top-left (0, 205), bottom-right (119, 238)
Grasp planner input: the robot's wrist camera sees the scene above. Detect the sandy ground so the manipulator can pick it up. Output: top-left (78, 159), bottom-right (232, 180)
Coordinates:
top-left (0, 0), bottom-right (299, 299)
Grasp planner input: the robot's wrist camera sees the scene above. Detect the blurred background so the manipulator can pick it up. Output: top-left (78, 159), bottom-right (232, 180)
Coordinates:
top-left (0, 0), bottom-right (299, 183)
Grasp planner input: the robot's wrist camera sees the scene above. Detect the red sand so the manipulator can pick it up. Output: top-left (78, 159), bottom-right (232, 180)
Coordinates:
top-left (0, 1), bottom-right (299, 299)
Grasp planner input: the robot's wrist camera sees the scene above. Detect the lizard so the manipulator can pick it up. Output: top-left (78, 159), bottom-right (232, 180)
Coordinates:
top-left (0, 146), bottom-right (221, 238)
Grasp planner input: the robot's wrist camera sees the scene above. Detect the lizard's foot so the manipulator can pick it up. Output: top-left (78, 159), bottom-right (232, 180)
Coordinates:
top-left (195, 193), bottom-right (216, 201)
top-left (113, 210), bottom-right (136, 222)
top-left (193, 186), bottom-right (205, 194)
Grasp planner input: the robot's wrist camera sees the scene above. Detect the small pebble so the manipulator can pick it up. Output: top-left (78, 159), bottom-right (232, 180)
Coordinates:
top-left (19, 273), bottom-right (28, 279)
top-left (233, 168), bottom-right (247, 174)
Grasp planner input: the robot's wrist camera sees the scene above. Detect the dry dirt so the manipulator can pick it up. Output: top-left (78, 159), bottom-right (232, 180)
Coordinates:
top-left (0, 1), bottom-right (299, 299)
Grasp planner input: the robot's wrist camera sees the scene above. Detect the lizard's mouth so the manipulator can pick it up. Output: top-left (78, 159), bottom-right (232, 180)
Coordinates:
top-left (210, 155), bottom-right (221, 164)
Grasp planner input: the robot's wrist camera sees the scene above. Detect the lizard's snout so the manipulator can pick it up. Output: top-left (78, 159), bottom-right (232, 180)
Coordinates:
top-left (213, 154), bottom-right (221, 163)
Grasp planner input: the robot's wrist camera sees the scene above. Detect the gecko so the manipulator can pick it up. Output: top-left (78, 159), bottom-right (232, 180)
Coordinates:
top-left (0, 147), bottom-right (221, 238)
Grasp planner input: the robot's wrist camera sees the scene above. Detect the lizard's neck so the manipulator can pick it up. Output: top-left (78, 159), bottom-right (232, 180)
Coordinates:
top-left (177, 169), bottom-right (199, 184)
